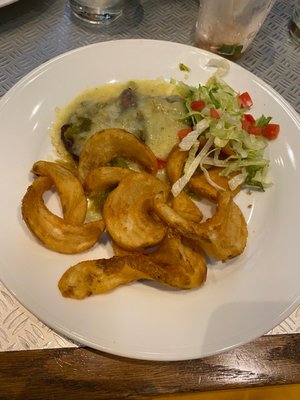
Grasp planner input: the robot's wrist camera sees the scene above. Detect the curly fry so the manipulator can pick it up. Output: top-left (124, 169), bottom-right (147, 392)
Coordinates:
top-left (153, 190), bottom-right (247, 262)
top-left (83, 166), bottom-right (136, 197)
top-left (103, 172), bottom-right (169, 250)
top-left (32, 160), bottom-right (87, 224)
top-left (78, 128), bottom-right (158, 182)
top-left (22, 177), bottom-right (104, 254)
top-left (58, 230), bottom-right (206, 299)
top-left (189, 168), bottom-right (241, 202)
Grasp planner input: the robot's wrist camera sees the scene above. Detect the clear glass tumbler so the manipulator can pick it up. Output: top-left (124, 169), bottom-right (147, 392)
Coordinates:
top-left (289, 0), bottom-right (300, 45)
top-left (195, 0), bottom-right (276, 60)
top-left (70, 0), bottom-right (124, 24)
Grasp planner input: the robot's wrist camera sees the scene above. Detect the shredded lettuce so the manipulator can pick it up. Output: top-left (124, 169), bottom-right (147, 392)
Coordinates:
top-left (206, 59), bottom-right (230, 79)
top-left (171, 64), bottom-right (273, 195)
top-left (172, 136), bottom-right (214, 197)
top-left (179, 119), bottom-right (209, 151)
top-left (184, 143), bottom-right (199, 174)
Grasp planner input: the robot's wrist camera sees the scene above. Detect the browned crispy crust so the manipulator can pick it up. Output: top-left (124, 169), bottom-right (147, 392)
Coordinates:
top-left (21, 129), bottom-right (248, 299)
top-left (166, 144), bottom-right (203, 222)
top-left (103, 172), bottom-right (169, 250)
top-left (78, 128), bottom-right (158, 182)
top-left (153, 191), bottom-right (247, 262)
top-left (83, 166), bottom-right (136, 197)
top-left (189, 167), bottom-right (241, 202)
top-left (32, 160), bottom-right (87, 224)
top-left (21, 176), bottom-right (105, 254)
top-left (58, 230), bottom-right (207, 299)
top-left (166, 143), bottom-right (187, 184)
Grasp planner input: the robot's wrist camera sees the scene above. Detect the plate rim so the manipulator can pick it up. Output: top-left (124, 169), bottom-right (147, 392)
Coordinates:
top-left (1, 39), bottom-right (300, 361)
top-left (0, 0), bottom-right (18, 8)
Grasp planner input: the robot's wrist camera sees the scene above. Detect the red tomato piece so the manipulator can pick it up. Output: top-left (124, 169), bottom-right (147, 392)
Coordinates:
top-left (210, 108), bottom-right (220, 119)
top-left (156, 158), bottom-right (167, 169)
top-left (191, 100), bottom-right (205, 111)
top-left (241, 118), bottom-right (252, 132)
top-left (263, 123), bottom-right (280, 140)
top-left (239, 92), bottom-right (253, 108)
top-left (243, 113), bottom-right (256, 123)
top-left (248, 126), bottom-right (262, 136)
top-left (177, 127), bottom-right (192, 141)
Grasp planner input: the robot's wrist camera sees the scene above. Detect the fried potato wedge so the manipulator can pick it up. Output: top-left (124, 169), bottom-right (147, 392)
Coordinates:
top-left (58, 230), bottom-right (206, 299)
top-left (167, 144), bottom-right (240, 202)
top-left (112, 241), bottom-right (137, 256)
top-left (58, 257), bottom-right (148, 299)
top-left (189, 167), bottom-right (241, 202)
top-left (166, 144), bottom-right (203, 222)
top-left (103, 172), bottom-right (169, 250)
top-left (32, 160), bottom-right (87, 224)
top-left (149, 229), bottom-right (207, 289)
top-left (154, 191), bottom-right (247, 262)
top-left (83, 166), bottom-right (135, 198)
top-left (21, 177), bottom-right (105, 254)
top-left (166, 144), bottom-right (187, 184)
top-left (171, 192), bottom-right (203, 223)
top-left (78, 128), bottom-right (158, 182)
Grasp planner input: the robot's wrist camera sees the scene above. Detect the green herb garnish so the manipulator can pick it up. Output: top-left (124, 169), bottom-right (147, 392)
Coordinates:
top-left (179, 63), bottom-right (191, 72)
top-left (217, 44), bottom-right (243, 58)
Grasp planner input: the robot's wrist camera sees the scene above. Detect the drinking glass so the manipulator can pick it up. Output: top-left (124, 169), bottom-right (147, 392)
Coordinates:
top-left (195, 0), bottom-right (276, 60)
top-left (289, 0), bottom-right (300, 45)
top-left (70, 0), bottom-right (124, 24)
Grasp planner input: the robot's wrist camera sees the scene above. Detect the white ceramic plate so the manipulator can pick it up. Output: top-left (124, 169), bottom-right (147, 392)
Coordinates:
top-left (1, 40), bottom-right (300, 361)
top-left (0, 0), bottom-right (18, 7)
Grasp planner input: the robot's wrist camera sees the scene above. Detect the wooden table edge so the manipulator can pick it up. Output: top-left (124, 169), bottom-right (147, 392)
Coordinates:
top-left (0, 334), bottom-right (299, 399)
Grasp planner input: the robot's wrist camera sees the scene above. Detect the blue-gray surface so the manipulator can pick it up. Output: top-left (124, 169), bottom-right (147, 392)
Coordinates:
top-left (0, 0), bottom-right (299, 112)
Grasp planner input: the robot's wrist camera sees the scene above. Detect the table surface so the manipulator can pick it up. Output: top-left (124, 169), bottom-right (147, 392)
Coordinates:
top-left (1, 0), bottom-right (300, 398)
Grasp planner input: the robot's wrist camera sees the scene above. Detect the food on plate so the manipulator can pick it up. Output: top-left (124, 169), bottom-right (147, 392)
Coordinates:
top-left (21, 66), bottom-right (280, 298)
top-left (103, 171), bottom-right (169, 250)
top-left (165, 144), bottom-right (203, 222)
top-left (84, 166), bottom-right (134, 198)
top-left (149, 229), bottom-right (207, 288)
top-left (171, 71), bottom-right (279, 197)
top-left (165, 143), bottom-right (187, 184)
top-left (189, 167), bottom-right (241, 202)
top-left (59, 256), bottom-right (150, 299)
top-left (21, 176), bottom-right (105, 254)
top-left (153, 190), bottom-right (247, 262)
top-left (78, 128), bottom-right (158, 182)
top-left (55, 80), bottom-right (190, 163)
top-left (32, 161), bottom-right (87, 224)
top-left (171, 191), bottom-right (203, 223)
top-left (58, 229), bottom-right (207, 299)
top-left (166, 143), bottom-right (241, 203)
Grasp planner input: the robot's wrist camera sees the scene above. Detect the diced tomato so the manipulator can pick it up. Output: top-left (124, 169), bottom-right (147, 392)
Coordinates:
top-left (156, 158), bottom-right (167, 169)
top-left (262, 123), bottom-right (280, 140)
top-left (191, 100), bottom-right (205, 111)
top-left (239, 92), bottom-right (253, 108)
top-left (241, 117), bottom-right (252, 132)
top-left (242, 116), bottom-right (280, 140)
top-left (241, 111), bottom-right (280, 140)
top-left (241, 114), bottom-right (261, 135)
top-left (177, 127), bottom-right (192, 141)
top-left (243, 113), bottom-right (256, 123)
top-left (248, 125), bottom-right (262, 136)
top-left (210, 108), bottom-right (220, 119)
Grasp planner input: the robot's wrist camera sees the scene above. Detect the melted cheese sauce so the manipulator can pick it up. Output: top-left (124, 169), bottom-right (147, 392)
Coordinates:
top-left (51, 79), bottom-right (189, 161)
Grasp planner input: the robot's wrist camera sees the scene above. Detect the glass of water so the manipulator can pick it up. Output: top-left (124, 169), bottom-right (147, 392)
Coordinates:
top-left (289, 0), bottom-right (300, 45)
top-left (195, 0), bottom-right (276, 60)
top-left (70, 0), bottom-right (124, 24)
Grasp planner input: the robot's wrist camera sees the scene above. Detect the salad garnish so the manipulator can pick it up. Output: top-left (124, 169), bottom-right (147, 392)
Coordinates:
top-left (171, 60), bottom-right (280, 197)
